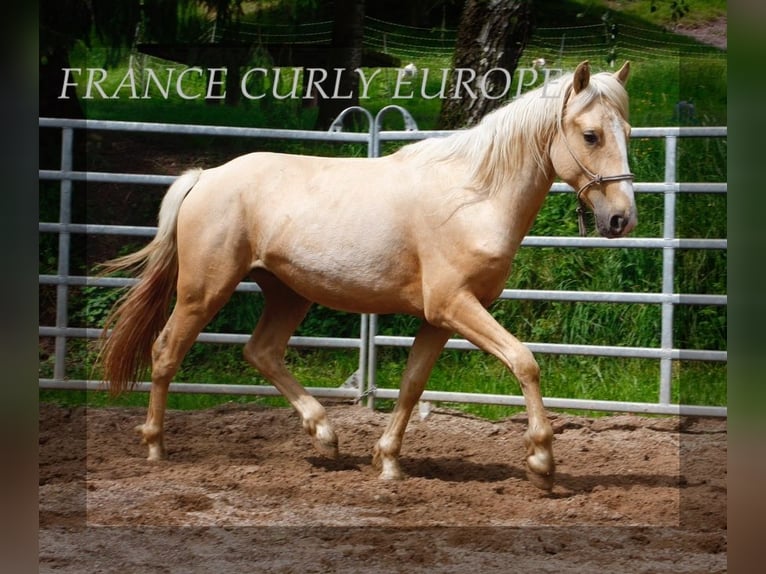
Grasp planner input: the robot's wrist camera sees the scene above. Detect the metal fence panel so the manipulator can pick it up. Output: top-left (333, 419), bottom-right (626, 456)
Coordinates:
top-left (38, 116), bottom-right (727, 417)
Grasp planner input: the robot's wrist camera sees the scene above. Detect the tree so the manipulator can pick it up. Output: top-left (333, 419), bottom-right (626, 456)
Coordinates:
top-left (199, 0), bottom-right (247, 106)
top-left (314, 0), bottom-right (366, 130)
top-left (40, 1), bottom-right (250, 110)
top-left (437, 0), bottom-right (534, 129)
top-left (39, 0), bottom-right (92, 118)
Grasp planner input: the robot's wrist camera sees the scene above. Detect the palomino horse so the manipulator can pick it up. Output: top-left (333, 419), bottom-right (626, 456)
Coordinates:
top-left (100, 61), bottom-right (635, 490)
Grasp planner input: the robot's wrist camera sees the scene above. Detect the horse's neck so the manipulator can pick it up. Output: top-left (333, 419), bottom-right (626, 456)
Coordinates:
top-left (477, 99), bottom-right (559, 199)
top-left (492, 155), bottom-right (556, 242)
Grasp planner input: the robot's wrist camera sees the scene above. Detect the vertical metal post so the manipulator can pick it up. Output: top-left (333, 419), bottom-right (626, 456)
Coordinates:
top-left (362, 106), bottom-right (419, 409)
top-left (363, 110), bottom-right (376, 408)
top-left (659, 134), bottom-right (677, 405)
top-left (357, 313), bottom-right (369, 404)
top-left (54, 128), bottom-right (74, 381)
top-left (366, 313), bottom-right (379, 409)
top-left (364, 112), bottom-right (381, 409)
top-left (329, 106), bottom-right (376, 407)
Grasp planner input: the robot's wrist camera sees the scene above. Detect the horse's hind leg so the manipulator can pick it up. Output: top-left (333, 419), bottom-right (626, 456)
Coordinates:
top-left (243, 273), bottom-right (339, 458)
top-left (140, 270), bottom-right (244, 460)
top-left (373, 322), bottom-right (452, 480)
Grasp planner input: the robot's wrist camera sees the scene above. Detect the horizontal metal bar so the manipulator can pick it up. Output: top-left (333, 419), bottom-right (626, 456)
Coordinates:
top-left (40, 169), bottom-right (727, 195)
top-left (39, 274), bottom-right (726, 307)
top-left (37, 379), bottom-right (726, 417)
top-left (39, 117), bottom-right (371, 143)
top-left (373, 387), bottom-right (726, 417)
top-left (371, 335), bottom-right (726, 361)
top-left (549, 182), bottom-right (727, 194)
top-left (40, 118), bottom-right (726, 140)
top-left (38, 274), bottom-right (264, 293)
top-left (523, 341), bottom-right (728, 361)
top-left (520, 236), bottom-right (726, 249)
top-left (498, 288), bottom-right (727, 305)
top-left (38, 275), bottom-right (133, 287)
top-left (39, 170), bottom-right (176, 185)
top-left (39, 379), bottom-right (361, 400)
top-left (676, 349), bottom-right (729, 361)
top-left (630, 126), bottom-right (728, 138)
top-left (38, 222), bottom-right (726, 250)
top-left (39, 323), bottom-right (726, 361)
top-left (38, 326), bottom-right (363, 349)
top-left (378, 126), bottom-right (727, 141)
top-left (39, 223), bottom-right (157, 236)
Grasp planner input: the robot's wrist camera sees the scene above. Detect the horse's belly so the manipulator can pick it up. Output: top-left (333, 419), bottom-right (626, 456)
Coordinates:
top-left (264, 256), bottom-right (424, 315)
top-left (257, 225), bottom-right (424, 315)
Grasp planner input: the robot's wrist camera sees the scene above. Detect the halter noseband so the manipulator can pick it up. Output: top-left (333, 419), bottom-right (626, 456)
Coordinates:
top-left (557, 98), bottom-right (634, 237)
top-left (574, 173), bottom-right (635, 237)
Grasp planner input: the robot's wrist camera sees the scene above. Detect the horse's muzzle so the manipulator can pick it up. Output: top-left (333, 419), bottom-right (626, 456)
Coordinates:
top-left (599, 209), bottom-right (636, 238)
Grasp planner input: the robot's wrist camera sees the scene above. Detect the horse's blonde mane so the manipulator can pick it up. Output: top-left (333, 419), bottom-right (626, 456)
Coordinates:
top-left (399, 70), bottom-right (629, 196)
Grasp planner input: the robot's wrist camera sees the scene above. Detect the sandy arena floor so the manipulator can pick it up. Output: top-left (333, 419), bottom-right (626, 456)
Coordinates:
top-left (39, 401), bottom-right (726, 573)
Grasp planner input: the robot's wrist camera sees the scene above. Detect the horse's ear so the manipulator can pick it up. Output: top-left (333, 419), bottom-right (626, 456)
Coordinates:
top-left (573, 61), bottom-right (590, 94)
top-left (614, 61), bottom-right (630, 86)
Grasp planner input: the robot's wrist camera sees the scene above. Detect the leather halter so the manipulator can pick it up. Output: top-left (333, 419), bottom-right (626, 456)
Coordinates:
top-left (557, 99), bottom-right (634, 237)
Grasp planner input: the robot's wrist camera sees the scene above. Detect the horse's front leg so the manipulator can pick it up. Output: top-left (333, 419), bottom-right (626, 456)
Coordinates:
top-left (435, 292), bottom-right (555, 490)
top-left (373, 322), bottom-right (451, 480)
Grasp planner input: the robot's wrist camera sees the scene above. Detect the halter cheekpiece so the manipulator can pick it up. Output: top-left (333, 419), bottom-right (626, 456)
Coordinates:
top-left (558, 94), bottom-right (634, 237)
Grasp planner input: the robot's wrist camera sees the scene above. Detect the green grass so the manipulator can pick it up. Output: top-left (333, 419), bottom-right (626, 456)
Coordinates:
top-left (40, 336), bottom-right (726, 420)
top-left (611, 0), bottom-right (726, 27)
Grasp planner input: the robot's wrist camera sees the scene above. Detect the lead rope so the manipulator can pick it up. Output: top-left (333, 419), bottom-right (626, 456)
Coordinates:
top-left (576, 201), bottom-right (588, 237)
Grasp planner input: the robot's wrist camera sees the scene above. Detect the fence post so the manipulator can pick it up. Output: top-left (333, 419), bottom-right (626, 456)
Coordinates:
top-left (54, 128), bottom-right (74, 381)
top-left (327, 107), bottom-right (376, 404)
top-left (659, 133), bottom-right (678, 405)
top-left (363, 106), bottom-right (421, 409)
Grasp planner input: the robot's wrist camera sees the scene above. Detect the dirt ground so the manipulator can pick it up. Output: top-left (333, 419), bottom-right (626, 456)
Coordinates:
top-left (39, 401), bottom-right (726, 573)
top-left (674, 16), bottom-right (727, 50)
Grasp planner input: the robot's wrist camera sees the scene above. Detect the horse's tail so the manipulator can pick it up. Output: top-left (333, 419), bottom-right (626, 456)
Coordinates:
top-left (99, 169), bottom-right (202, 395)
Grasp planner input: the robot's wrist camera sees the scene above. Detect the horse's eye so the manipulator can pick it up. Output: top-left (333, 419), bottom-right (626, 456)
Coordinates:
top-left (583, 131), bottom-right (599, 145)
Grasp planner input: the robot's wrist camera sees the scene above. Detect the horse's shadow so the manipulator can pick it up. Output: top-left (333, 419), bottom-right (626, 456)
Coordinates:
top-left (304, 453), bottom-right (523, 482)
top-left (400, 456), bottom-right (525, 483)
top-left (306, 453), bottom-right (681, 497)
top-left (549, 470), bottom-right (681, 497)
top-left (304, 454), bottom-right (368, 473)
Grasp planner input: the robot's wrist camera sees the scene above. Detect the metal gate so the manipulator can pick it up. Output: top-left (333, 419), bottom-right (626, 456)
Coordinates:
top-left (39, 111), bottom-right (727, 417)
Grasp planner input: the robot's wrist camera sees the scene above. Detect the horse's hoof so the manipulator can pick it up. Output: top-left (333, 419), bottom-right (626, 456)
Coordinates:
top-left (313, 438), bottom-right (339, 460)
top-left (373, 448), bottom-right (405, 480)
top-left (378, 467), bottom-right (405, 481)
top-left (303, 417), bottom-right (338, 459)
top-left (525, 451), bottom-right (555, 491)
top-left (135, 424), bottom-right (166, 460)
top-left (146, 443), bottom-right (167, 461)
top-left (312, 428), bottom-right (339, 459)
top-left (526, 468), bottom-right (555, 491)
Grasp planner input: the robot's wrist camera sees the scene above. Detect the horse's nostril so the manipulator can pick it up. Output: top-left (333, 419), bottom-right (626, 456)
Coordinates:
top-left (610, 214), bottom-right (626, 234)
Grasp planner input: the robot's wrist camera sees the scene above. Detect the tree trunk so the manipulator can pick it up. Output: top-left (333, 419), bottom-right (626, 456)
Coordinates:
top-left (438, 0), bottom-right (534, 129)
top-left (315, 0), bottom-right (365, 130)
